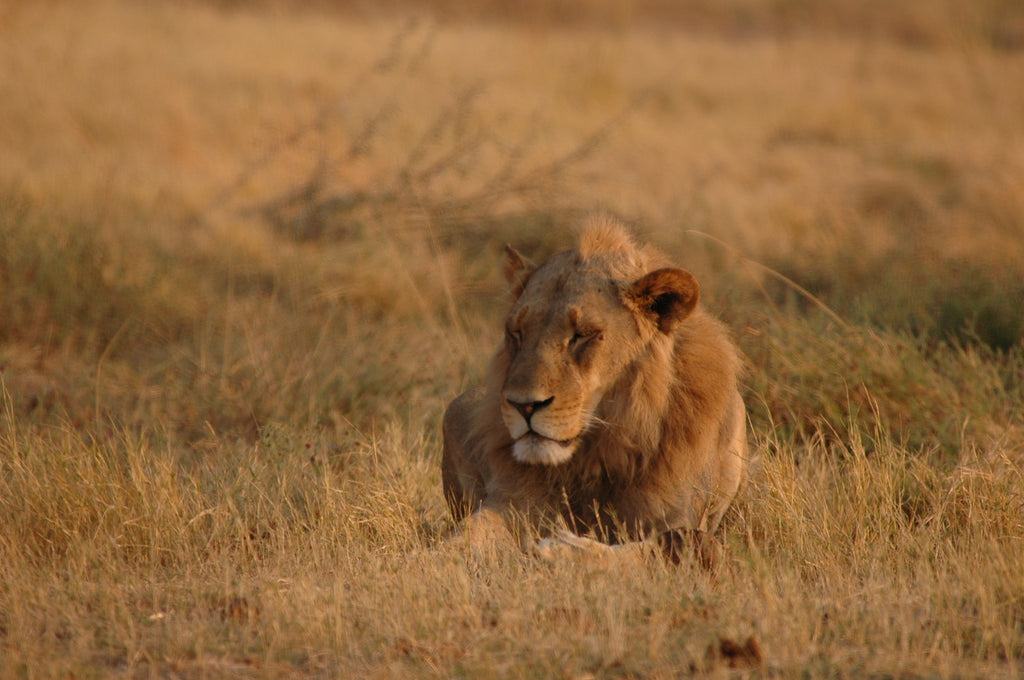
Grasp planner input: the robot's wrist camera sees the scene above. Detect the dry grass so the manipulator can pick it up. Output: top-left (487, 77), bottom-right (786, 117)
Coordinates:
top-left (1, 1), bottom-right (1023, 677)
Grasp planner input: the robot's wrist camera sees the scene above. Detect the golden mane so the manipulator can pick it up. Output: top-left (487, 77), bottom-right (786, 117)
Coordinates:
top-left (572, 215), bottom-right (667, 281)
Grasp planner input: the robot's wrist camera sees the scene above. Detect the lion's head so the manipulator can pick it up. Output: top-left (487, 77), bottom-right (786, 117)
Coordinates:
top-left (497, 217), bottom-right (701, 465)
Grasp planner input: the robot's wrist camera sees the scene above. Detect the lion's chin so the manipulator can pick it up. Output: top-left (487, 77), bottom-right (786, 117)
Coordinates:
top-left (511, 434), bottom-right (577, 466)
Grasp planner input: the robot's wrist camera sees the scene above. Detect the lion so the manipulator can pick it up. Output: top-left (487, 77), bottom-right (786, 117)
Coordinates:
top-left (442, 216), bottom-right (749, 566)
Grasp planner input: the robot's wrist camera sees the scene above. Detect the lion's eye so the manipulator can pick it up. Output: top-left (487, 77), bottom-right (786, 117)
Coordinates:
top-left (507, 329), bottom-right (523, 352)
top-left (570, 329), bottom-right (603, 349)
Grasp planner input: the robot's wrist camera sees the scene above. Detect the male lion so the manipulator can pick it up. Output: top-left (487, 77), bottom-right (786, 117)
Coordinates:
top-left (442, 216), bottom-right (748, 565)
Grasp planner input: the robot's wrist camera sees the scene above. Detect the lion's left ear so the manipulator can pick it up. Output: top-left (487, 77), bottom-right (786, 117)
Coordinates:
top-left (503, 245), bottom-right (536, 298)
top-left (626, 268), bottom-right (700, 334)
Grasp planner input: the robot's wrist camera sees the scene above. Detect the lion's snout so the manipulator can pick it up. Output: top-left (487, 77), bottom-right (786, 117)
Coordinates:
top-left (501, 388), bottom-right (557, 440)
top-left (501, 388), bottom-right (583, 466)
top-left (507, 394), bottom-right (554, 424)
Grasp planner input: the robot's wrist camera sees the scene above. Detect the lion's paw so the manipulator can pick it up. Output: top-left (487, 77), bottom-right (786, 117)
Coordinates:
top-left (531, 530), bottom-right (618, 564)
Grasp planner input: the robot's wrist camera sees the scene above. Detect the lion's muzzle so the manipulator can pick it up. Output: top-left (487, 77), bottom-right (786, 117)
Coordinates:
top-left (502, 391), bottom-right (582, 465)
top-left (510, 432), bottom-right (578, 465)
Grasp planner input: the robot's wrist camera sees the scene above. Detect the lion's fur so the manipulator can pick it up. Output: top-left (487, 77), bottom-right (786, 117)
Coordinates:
top-left (442, 216), bottom-right (749, 555)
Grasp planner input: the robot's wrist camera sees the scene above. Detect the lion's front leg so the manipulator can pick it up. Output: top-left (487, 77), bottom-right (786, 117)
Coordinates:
top-left (532, 528), bottom-right (723, 572)
top-left (461, 507), bottom-right (510, 549)
top-left (656, 528), bottom-right (724, 572)
top-left (531, 530), bottom-right (648, 567)
top-left (444, 505), bottom-right (536, 565)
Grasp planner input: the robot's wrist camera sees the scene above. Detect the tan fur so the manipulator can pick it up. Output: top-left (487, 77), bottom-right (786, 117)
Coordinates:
top-left (442, 216), bottom-right (749, 562)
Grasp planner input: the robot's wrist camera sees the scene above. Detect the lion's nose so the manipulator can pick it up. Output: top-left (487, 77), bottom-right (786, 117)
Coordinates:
top-left (508, 396), bottom-right (554, 424)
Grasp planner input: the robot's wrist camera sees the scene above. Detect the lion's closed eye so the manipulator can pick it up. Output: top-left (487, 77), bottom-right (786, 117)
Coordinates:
top-left (569, 329), bottom-right (602, 363)
top-left (570, 329), bottom-right (602, 346)
top-left (506, 328), bottom-right (523, 353)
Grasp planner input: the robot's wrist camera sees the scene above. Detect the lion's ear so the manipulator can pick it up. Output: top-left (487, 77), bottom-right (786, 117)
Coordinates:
top-left (503, 244), bottom-right (536, 297)
top-left (627, 268), bottom-right (700, 334)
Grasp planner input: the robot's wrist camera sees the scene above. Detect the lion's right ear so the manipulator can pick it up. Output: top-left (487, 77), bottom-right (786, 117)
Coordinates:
top-left (503, 244), bottom-right (536, 297)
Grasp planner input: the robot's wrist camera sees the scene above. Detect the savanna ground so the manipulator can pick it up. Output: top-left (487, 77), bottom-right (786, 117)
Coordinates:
top-left (2, 1), bottom-right (1024, 677)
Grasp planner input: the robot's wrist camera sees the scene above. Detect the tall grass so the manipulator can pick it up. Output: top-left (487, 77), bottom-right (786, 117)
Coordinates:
top-left (0, 1), bottom-right (1022, 677)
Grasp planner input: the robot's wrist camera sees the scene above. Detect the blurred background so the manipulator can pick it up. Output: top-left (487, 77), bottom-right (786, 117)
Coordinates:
top-left (2, 0), bottom-right (1023, 451)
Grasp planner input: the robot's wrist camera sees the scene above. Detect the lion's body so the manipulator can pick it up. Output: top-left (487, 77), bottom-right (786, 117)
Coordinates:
top-left (442, 217), bottom-right (749, 558)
